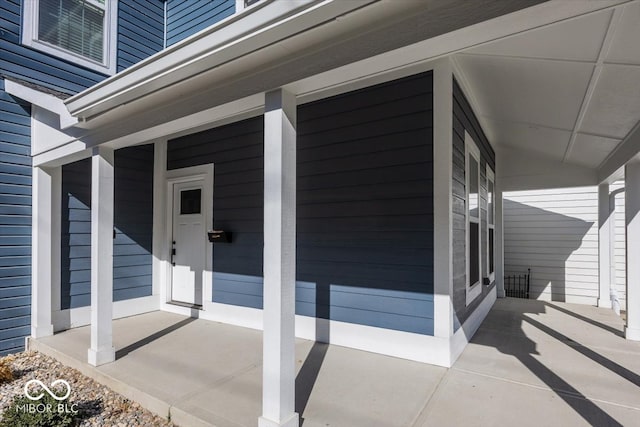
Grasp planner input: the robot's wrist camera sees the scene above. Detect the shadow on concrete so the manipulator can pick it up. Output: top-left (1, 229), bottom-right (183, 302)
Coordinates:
top-left (115, 317), bottom-right (196, 360)
top-left (473, 300), bottom-right (625, 426)
top-left (547, 302), bottom-right (623, 337)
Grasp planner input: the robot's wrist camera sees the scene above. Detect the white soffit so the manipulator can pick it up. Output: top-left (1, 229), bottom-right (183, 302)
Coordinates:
top-left (605, 1), bottom-right (640, 65)
top-left (567, 133), bottom-right (621, 168)
top-left (464, 9), bottom-right (612, 62)
top-left (455, 54), bottom-right (593, 130)
top-left (580, 65), bottom-right (640, 139)
top-left (484, 118), bottom-right (571, 159)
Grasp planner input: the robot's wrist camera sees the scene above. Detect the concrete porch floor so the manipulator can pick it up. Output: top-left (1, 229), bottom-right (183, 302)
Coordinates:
top-left (30, 298), bottom-right (640, 427)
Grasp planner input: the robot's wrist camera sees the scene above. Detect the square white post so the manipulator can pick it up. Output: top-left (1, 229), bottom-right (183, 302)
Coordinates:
top-left (598, 183), bottom-right (613, 309)
top-left (259, 89), bottom-right (299, 427)
top-left (88, 147), bottom-right (116, 366)
top-left (31, 166), bottom-right (58, 338)
top-left (495, 182), bottom-right (505, 298)
top-left (625, 160), bottom-right (640, 340)
top-left (433, 59), bottom-right (454, 340)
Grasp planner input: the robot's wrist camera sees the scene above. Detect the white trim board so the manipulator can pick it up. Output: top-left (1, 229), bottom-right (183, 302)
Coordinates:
top-left (52, 296), bottom-right (159, 332)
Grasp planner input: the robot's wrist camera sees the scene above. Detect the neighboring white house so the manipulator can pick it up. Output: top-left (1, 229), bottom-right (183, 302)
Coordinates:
top-left (504, 182), bottom-right (626, 310)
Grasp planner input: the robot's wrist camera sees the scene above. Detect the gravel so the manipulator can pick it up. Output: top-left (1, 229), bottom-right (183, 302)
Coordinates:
top-left (0, 351), bottom-right (175, 426)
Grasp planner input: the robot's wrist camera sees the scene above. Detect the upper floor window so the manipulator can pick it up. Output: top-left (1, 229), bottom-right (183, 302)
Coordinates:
top-left (22, 0), bottom-right (118, 74)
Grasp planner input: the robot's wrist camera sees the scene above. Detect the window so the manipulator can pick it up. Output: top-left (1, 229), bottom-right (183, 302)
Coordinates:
top-left (465, 132), bottom-right (482, 305)
top-left (487, 167), bottom-right (495, 283)
top-left (22, 0), bottom-right (118, 74)
top-left (180, 189), bottom-right (202, 215)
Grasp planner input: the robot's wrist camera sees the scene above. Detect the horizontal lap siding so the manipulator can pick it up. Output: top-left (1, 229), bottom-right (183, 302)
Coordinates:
top-left (0, 80), bottom-right (31, 355)
top-left (168, 72), bottom-right (435, 335)
top-left (113, 145), bottom-right (154, 301)
top-left (61, 146), bottom-right (154, 309)
top-left (166, 0), bottom-right (235, 47)
top-left (61, 160), bottom-right (92, 309)
top-left (452, 77), bottom-right (495, 330)
top-left (168, 117), bottom-right (265, 309)
top-left (297, 72), bottom-right (434, 335)
top-left (118, 0), bottom-right (165, 72)
top-left (613, 182), bottom-right (626, 310)
top-left (504, 187), bottom-right (606, 305)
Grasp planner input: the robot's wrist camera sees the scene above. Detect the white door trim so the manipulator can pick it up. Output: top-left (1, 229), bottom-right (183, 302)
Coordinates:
top-left (163, 164), bottom-right (214, 308)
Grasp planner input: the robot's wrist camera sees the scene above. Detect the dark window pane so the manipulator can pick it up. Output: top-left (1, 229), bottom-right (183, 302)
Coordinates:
top-left (489, 228), bottom-right (494, 275)
top-left (470, 222), bottom-right (479, 285)
top-left (181, 189), bottom-right (201, 214)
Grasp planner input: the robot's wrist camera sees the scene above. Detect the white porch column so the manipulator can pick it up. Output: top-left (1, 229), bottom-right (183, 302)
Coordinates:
top-left (433, 59), bottom-right (454, 339)
top-left (88, 147), bottom-right (116, 366)
top-left (626, 159), bottom-right (640, 340)
top-left (598, 183), bottom-right (613, 309)
top-left (259, 89), bottom-right (299, 427)
top-left (31, 166), bottom-right (59, 338)
top-left (495, 182), bottom-right (505, 298)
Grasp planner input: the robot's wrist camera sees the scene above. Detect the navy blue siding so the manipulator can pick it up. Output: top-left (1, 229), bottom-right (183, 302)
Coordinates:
top-left (61, 146), bottom-right (154, 309)
top-left (168, 117), bottom-right (265, 309)
top-left (61, 159), bottom-right (91, 309)
top-left (452, 77), bottom-right (495, 330)
top-left (113, 145), bottom-right (153, 301)
top-left (0, 79), bottom-right (32, 355)
top-left (168, 72), bottom-right (435, 335)
top-left (166, 0), bottom-right (235, 46)
top-left (296, 72), bottom-right (434, 335)
top-left (117, 0), bottom-right (165, 72)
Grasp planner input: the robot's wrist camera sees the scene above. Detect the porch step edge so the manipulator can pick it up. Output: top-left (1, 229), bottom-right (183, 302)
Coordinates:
top-left (27, 337), bottom-right (219, 427)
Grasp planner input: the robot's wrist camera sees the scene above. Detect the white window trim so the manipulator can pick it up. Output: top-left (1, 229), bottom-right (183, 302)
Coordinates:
top-left (22, 0), bottom-right (118, 75)
top-left (486, 166), bottom-right (495, 283)
top-left (465, 131), bottom-right (482, 306)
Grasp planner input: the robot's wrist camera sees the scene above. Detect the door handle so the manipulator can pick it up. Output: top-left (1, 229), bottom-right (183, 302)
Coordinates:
top-left (171, 241), bottom-right (176, 266)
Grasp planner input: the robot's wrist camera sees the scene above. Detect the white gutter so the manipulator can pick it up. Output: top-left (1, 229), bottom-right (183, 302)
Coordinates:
top-left (65, 0), bottom-right (377, 121)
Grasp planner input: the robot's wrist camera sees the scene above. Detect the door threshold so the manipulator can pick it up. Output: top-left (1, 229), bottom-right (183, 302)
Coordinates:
top-left (167, 301), bottom-right (203, 310)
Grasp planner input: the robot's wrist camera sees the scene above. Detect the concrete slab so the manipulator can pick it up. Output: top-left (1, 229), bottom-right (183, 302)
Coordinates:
top-left (30, 298), bottom-right (640, 427)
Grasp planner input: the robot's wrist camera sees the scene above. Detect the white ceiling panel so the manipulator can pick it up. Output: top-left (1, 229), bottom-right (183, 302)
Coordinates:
top-left (487, 118), bottom-right (571, 158)
top-left (580, 65), bottom-right (640, 139)
top-left (605, 1), bottom-right (640, 65)
top-left (455, 54), bottom-right (593, 130)
top-left (465, 10), bottom-right (611, 62)
top-left (566, 133), bottom-right (621, 168)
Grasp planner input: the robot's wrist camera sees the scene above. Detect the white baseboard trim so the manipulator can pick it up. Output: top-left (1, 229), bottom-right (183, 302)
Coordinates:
top-left (160, 301), bottom-right (264, 331)
top-left (450, 286), bottom-right (496, 365)
top-left (53, 295), bottom-right (160, 332)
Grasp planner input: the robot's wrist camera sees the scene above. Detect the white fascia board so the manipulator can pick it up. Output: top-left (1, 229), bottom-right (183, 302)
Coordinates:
top-left (64, 0), bottom-right (376, 120)
top-left (4, 79), bottom-right (77, 129)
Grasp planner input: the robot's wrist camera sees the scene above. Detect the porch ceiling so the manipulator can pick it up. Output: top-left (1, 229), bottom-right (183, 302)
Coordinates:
top-left (454, 0), bottom-right (640, 170)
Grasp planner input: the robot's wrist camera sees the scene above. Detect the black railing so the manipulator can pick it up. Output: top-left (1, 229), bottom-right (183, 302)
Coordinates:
top-left (505, 268), bottom-right (530, 299)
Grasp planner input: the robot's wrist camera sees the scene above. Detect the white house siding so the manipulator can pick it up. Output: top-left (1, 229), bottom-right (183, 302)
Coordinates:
top-left (504, 186), bottom-right (614, 305)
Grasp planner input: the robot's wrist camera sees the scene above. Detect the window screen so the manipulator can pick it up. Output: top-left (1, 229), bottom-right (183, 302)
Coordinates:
top-left (470, 222), bottom-right (479, 285)
top-left (489, 228), bottom-right (495, 275)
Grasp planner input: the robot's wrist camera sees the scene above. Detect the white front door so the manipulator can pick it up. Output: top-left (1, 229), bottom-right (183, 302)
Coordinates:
top-left (171, 181), bottom-right (205, 305)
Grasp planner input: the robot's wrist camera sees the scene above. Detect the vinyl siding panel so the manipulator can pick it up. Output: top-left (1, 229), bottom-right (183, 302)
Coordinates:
top-left (166, 0), bottom-right (235, 46)
top-left (504, 186), bottom-right (601, 305)
top-left (167, 72), bottom-right (434, 335)
top-left (452, 77), bottom-right (495, 330)
top-left (117, 0), bottom-right (164, 71)
top-left (613, 182), bottom-right (626, 310)
top-left (0, 80), bottom-right (31, 355)
top-left (61, 146), bottom-right (154, 309)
